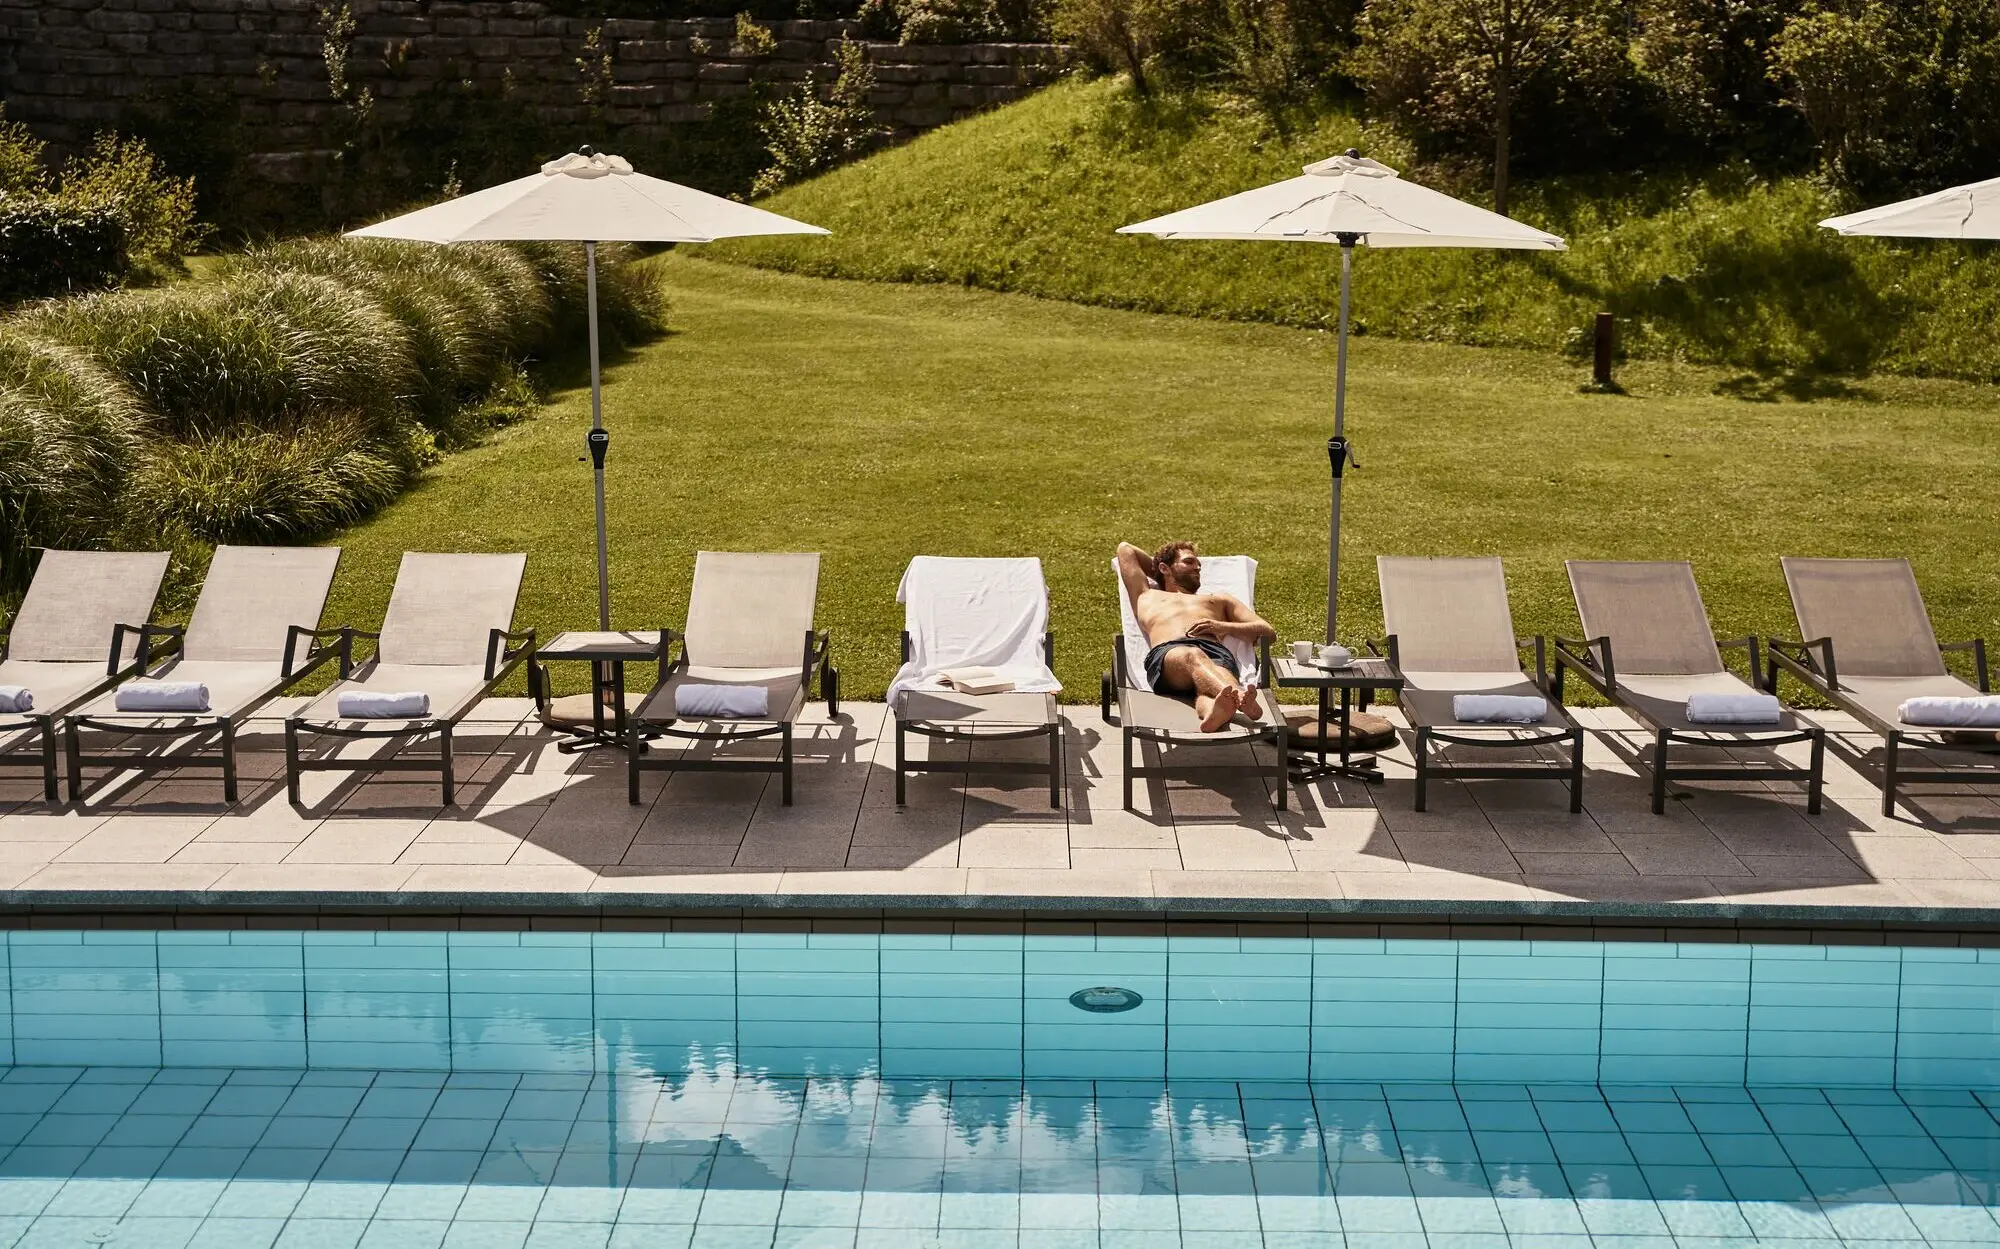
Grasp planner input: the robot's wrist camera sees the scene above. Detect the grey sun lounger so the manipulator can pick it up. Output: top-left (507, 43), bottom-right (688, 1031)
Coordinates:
top-left (66, 546), bottom-right (344, 803)
top-left (1769, 557), bottom-right (1998, 815)
top-left (1553, 560), bottom-right (1823, 814)
top-left (287, 552), bottom-right (534, 806)
top-left (1376, 556), bottom-right (1583, 812)
top-left (627, 552), bottom-right (836, 806)
top-left (1101, 554), bottom-right (1286, 812)
top-left (0, 550), bottom-right (171, 800)
top-left (889, 556), bottom-right (1062, 808)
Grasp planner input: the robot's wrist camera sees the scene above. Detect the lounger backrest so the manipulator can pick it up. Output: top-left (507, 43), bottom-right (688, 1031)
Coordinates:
top-left (685, 551), bottom-right (820, 668)
top-left (1115, 554), bottom-right (1257, 689)
top-left (899, 556), bottom-right (1049, 671)
top-left (1566, 560), bottom-right (1724, 676)
top-left (1377, 556), bottom-right (1521, 673)
top-left (183, 546), bottom-right (342, 663)
top-left (377, 552), bottom-right (526, 667)
top-left (1781, 557), bottom-right (1947, 678)
top-left (6, 550), bottom-right (171, 664)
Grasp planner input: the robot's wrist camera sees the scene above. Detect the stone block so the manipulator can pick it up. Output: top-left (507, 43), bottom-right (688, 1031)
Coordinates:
top-left (695, 61), bottom-right (747, 81)
top-left (610, 83), bottom-right (664, 106)
top-left (83, 8), bottom-right (152, 32)
top-left (513, 35), bottom-right (559, 56)
top-left (908, 82), bottom-right (944, 104)
top-left (488, 17), bottom-right (535, 35)
top-left (601, 18), bottom-right (652, 38)
top-left (468, 35), bottom-right (513, 56)
top-left (663, 102), bottom-right (709, 121)
top-left (104, 31), bottom-right (149, 52)
top-left (433, 17), bottom-right (483, 35)
top-left (947, 82), bottom-right (982, 105)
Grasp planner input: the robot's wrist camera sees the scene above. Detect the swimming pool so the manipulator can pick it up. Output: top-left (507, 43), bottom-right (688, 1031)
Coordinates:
top-left (0, 1065), bottom-right (1994, 1248)
top-left (1, 929), bottom-right (1995, 1087)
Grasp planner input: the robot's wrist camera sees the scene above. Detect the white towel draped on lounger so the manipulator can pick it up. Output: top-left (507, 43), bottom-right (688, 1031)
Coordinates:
top-left (1686, 691), bottom-right (1781, 724)
top-left (1453, 694), bottom-right (1546, 723)
top-left (0, 687), bottom-right (31, 714)
top-left (115, 681), bottom-right (209, 712)
top-left (1899, 695), bottom-right (2000, 728)
top-left (338, 690), bottom-right (430, 719)
top-left (676, 684), bottom-right (769, 719)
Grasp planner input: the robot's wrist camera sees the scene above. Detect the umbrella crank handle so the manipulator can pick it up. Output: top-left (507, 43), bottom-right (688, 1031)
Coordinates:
top-left (1328, 436), bottom-right (1357, 476)
top-left (586, 428), bottom-right (609, 469)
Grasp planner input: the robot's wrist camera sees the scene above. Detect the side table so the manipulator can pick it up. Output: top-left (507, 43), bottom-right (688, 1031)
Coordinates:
top-left (535, 630), bottom-right (666, 752)
top-left (1272, 655), bottom-right (1406, 783)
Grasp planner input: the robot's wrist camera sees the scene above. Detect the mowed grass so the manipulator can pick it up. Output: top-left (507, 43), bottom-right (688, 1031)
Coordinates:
top-left (319, 254), bottom-right (2000, 701)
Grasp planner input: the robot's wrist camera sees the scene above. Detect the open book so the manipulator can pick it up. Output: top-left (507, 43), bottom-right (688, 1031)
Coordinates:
top-left (939, 666), bottom-right (1016, 695)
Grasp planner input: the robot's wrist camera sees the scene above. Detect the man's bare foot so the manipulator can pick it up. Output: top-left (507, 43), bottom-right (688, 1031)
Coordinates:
top-left (1239, 684), bottom-right (1264, 718)
top-left (1199, 685), bottom-right (1241, 732)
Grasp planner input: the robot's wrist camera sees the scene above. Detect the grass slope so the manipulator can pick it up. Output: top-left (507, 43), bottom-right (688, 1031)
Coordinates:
top-left (716, 78), bottom-right (2000, 387)
top-left (324, 255), bottom-right (2000, 702)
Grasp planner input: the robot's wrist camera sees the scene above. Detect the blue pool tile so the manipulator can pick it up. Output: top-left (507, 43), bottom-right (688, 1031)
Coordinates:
top-left (275, 1219), bottom-right (370, 1249)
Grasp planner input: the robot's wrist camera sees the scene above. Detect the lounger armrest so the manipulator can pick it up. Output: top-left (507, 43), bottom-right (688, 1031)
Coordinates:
top-left (1552, 635), bottom-right (1616, 697)
top-left (340, 628), bottom-right (382, 674)
top-left (1939, 638), bottom-right (1991, 692)
top-left (111, 622), bottom-right (183, 676)
top-left (486, 627), bottom-right (536, 682)
top-left (282, 625), bottom-right (347, 682)
top-left (1257, 636), bottom-right (1273, 688)
top-left (1517, 635), bottom-right (1550, 690)
top-left (1715, 634), bottom-right (1764, 687)
top-left (1369, 635), bottom-right (1399, 667)
top-left (1767, 636), bottom-right (1837, 692)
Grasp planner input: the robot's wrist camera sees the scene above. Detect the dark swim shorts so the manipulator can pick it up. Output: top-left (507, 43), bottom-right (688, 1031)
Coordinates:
top-left (1143, 636), bottom-right (1240, 694)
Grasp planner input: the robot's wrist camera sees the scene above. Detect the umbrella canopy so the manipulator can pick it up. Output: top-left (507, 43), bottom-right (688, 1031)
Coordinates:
top-left (1119, 152), bottom-right (1566, 731)
top-left (1118, 153), bottom-right (1567, 249)
top-left (1820, 174), bottom-right (2000, 239)
top-left (347, 149), bottom-right (826, 644)
top-left (348, 149), bottom-right (829, 244)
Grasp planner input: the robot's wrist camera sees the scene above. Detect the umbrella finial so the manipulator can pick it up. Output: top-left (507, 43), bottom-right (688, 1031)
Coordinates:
top-left (1345, 147), bottom-right (1360, 159)
top-left (578, 144), bottom-right (596, 157)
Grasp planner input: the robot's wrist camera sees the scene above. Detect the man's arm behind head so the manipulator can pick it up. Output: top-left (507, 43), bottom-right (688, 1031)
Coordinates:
top-left (1115, 542), bottom-right (1157, 609)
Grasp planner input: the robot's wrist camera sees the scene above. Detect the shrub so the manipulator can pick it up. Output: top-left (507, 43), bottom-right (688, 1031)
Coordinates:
top-left (753, 41), bottom-right (884, 197)
top-left (57, 132), bottom-right (207, 277)
top-left (0, 330), bottom-right (146, 569)
top-left (515, 241), bottom-right (669, 349)
top-left (1052, 0), bottom-right (1196, 95)
top-left (0, 198), bottom-right (128, 302)
top-left (125, 416), bottom-right (409, 547)
top-left (0, 108), bottom-right (45, 196)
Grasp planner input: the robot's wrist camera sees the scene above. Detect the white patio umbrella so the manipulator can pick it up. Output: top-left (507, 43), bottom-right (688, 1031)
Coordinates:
top-left (348, 148), bottom-right (827, 629)
top-left (1821, 174), bottom-right (2000, 238)
top-left (1119, 151), bottom-right (1566, 641)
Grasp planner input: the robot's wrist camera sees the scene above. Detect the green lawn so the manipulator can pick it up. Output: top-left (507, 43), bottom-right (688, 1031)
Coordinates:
top-left (320, 254), bottom-right (2000, 701)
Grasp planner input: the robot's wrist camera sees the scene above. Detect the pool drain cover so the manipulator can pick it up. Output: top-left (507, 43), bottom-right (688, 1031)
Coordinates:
top-left (1070, 986), bottom-right (1143, 1013)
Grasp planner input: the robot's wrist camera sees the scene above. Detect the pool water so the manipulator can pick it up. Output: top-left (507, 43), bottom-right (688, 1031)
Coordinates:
top-left (0, 1064), bottom-right (1996, 1249)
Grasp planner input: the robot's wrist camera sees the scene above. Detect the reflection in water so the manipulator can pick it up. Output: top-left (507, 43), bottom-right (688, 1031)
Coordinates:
top-left (0, 1060), bottom-right (1995, 1246)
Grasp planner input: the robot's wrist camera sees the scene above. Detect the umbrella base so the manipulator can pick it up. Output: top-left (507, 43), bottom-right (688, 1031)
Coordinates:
top-left (542, 691), bottom-right (648, 752)
top-left (1284, 709), bottom-right (1398, 783)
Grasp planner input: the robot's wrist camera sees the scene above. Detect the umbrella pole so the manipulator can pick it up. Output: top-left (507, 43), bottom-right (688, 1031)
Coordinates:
top-left (1326, 234), bottom-right (1357, 643)
top-left (585, 240), bottom-right (611, 631)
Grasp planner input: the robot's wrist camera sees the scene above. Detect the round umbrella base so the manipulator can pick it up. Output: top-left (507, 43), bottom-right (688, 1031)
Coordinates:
top-left (542, 692), bottom-right (648, 751)
top-left (1284, 709), bottom-right (1397, 753)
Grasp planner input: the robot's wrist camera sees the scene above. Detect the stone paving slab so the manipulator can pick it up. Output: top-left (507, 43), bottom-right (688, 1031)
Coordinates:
top-left (0, 698), bottom-right (1997, 920)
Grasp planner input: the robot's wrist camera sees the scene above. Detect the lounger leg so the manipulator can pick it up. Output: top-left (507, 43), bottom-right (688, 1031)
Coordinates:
top-left (627, 724), bottom-right (643, 805)
top-left (1883, 732), bottom-right (1900, 818)
top-left (285, 721), bottom-right (303, 807)
top-left (781, 722), bottom-right (794, 806)
top-left (439, 724), bottom-right (455, 807)
top-left (64, 721), bottom-right (83, 804)
top-left (895, 718), bottom-right (907, 806)
top-left (38, 718), bottom-right (57, 803)
top-left (1806, 728), bottom-right (1824, 816)
top-left (1414, 727), bottom-right (1431, 813)
top-left (1122, 727), bottom-right (1135, 812)
top-left (1568, 729), bottom-right (1585, 814)
top-left (220, 721), bottom-right (239, 804)
top-left (1048, 725), bottom-right (1061, 809)
top-left (1651, 730), bottom-right (1671, 815)
top-left (1273, 722), bottom-right (1288, 813)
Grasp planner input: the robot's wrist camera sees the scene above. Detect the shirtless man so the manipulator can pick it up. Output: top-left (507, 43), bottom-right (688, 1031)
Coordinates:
top-left (1117, 540), bottom-right (1277, 732)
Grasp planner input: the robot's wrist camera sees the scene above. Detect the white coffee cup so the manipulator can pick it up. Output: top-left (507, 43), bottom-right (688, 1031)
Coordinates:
top-left (1289, 640), bottom-right (1314, 662)
top-left (1316, 643), bottom-right (1353, 668)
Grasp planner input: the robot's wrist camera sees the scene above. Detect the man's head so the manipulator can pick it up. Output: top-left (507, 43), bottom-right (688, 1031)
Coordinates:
top-left (1154, 541), bottom-right (1201, 593)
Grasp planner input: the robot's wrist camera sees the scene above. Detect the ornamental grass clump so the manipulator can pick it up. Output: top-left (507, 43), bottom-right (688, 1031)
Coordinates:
top-left (0, 329), bottom-right (146, 567)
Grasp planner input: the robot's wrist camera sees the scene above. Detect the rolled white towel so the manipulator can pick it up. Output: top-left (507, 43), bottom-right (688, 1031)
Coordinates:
top-left (115, 681), bottom-right (209, 712)
top-left (338, 690), bottom-right (430, 719)
top-left (1899, 695), bottom-right (2000, 728)
top-left (1686, 691), bottom-right (1781, 724)
top-left (1453, 694), bottom-right (1547, 723)
top-left (675, 683), bottom-right (769, 719)
top-left (0, 686), bottom-right (31, 714)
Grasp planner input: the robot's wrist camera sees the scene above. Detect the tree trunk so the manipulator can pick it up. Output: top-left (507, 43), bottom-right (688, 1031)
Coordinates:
top-left (1493, 61), bottom-right (1511, 216)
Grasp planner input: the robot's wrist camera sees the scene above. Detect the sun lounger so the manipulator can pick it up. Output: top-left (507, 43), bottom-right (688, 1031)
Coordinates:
top-left (1769, 557), bottom-right (1998, 815)
top-left (1554, 560), bottom-right (1823, 814)
top-left (627, 551), bottom-right (835, 806)
top-left (0, 550), bottom-right (172, 800)
top-left (1377, 556), bottom-right (1584, 812)
top-left (888, 556), bottom-right (1063, 807)
top-left (66, 546), bottom-right (345, 803)
top-left (286, 552), bottom-right (534, 806)
top-left (1101, 554), bottom-right (1286, 812)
